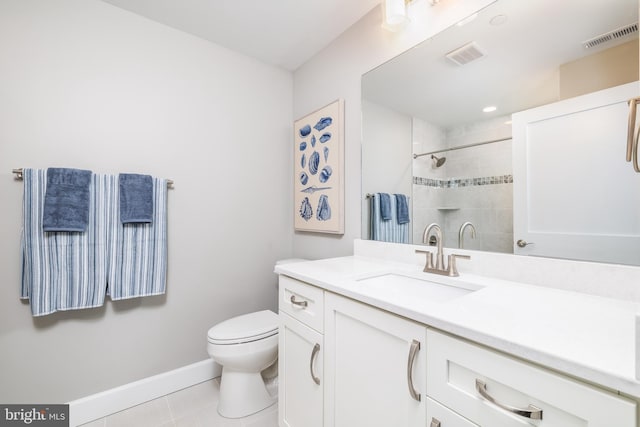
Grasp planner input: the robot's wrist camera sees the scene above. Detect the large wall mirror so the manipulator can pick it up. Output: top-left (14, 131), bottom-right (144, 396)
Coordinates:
top-left (362, 0), bottom-right (640, 265)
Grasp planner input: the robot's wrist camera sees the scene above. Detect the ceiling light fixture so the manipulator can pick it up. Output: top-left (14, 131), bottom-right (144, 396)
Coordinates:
top-left (483, 106), bottom-right (497, 113)
top-left (382, 0), bottom-right (438, 32)
top-left (382, 0), bottom-right (409, 31)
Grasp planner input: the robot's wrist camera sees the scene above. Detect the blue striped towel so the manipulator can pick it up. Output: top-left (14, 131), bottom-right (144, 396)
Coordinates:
top-left (371, 193), bottom-right (409, 243)
top-left (21, 169), bottom-right (110, 316)
top-left (107, 177), bottom-right (168, 300)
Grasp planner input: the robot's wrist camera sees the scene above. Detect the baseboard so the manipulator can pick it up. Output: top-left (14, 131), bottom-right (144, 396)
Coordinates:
top-left (68, 359), bottom-right (221, 426)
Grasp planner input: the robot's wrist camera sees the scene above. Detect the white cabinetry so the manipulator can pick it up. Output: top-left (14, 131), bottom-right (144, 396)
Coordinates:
top-left (277, 274), bottom-right (638, 427)
top-left (323, 292), bottom-right (427, 427)
top-left (427, 329), bottom-right (637, 427)
top-left (427, 398), bottom-right (478, 427)
top-left (278, 277), bottom-right (324, 427)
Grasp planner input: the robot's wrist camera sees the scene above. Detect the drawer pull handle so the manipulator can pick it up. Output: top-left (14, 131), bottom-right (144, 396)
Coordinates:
top-left (430, 418), bottom-right (441, 427)
top-left (310, 343), bottom-right (321, 385)
top-left (475, 379), bottom-right (543, 420)
top-left (407, 339), bottom-right (421, 401)
top-left (290, 295), bottom-right (308, 308)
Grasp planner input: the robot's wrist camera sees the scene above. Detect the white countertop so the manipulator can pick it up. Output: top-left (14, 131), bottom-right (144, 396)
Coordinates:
top-left (275, 255), bottom-right (640, 399)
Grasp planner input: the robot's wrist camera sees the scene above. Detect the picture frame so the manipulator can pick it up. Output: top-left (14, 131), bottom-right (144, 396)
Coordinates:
top-left (293, 99), bottom-right (345, 234)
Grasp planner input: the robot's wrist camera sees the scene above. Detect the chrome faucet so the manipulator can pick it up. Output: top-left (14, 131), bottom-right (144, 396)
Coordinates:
top-left (422, 223), bottom-right (444, 270)
top-left (458, 221), bottom-right (477, 249)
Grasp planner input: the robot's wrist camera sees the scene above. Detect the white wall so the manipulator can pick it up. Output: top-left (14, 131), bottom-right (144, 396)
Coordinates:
top-left (361, 100), bottom-right (412, 239)
top-left (292, 0), bottom-right (496, 259)
top-left (0, 0), bottom-right (292, 403)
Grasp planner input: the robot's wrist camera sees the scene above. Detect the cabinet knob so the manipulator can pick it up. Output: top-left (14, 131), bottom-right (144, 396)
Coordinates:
top-left (430, 418), bottom-right (441, 427)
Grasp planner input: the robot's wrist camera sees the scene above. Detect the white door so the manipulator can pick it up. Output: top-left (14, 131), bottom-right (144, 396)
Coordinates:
top-left (279, 312), bottom-right (323, 427)
top-left (512, 81), bottom-right (640, 264)
top-left (323, 293), bottom-right (427, 427)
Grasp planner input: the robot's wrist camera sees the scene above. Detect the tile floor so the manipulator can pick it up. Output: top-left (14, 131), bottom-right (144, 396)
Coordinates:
top-left (79, 378), bottom-right (278, 427)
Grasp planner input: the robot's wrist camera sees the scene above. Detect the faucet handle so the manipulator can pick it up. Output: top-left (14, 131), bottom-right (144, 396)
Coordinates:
top-left (415, 249), bottom-right (434, 271)
top-left (447, 254), bottom-right (471, 277)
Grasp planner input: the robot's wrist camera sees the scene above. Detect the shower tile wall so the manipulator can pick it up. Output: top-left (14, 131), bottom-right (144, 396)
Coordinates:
top-left (412, 116), bottom-right (513, 253)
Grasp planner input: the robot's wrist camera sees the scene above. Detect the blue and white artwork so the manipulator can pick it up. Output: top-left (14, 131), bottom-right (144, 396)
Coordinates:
top-left (293, 100), bottom-right (344, 234)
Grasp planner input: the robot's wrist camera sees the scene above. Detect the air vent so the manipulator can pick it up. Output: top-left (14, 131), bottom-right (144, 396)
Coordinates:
top-left (445, 42), bottom-right (486, 66)
top-left (583, 22), bottom-right (638, 49)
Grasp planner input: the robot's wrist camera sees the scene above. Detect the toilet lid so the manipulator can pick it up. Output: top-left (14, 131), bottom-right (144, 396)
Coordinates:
top-left (207, 310), bottom-right (278, 344)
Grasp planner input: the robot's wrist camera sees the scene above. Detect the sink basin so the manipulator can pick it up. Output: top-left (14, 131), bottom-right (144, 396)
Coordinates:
top-left (355, 273), bottom-right (480, 303)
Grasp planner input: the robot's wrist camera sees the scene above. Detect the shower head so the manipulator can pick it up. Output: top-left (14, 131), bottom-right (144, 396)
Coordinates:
top-left (431, 154), bottom-right (446, 167)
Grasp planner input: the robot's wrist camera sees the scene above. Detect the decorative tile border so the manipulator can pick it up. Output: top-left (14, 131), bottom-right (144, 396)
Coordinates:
top-left (413, 174), bottom-right (513, 188)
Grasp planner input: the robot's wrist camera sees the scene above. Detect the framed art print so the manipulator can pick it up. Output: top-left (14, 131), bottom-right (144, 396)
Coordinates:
top-left (293, 99), bottom-right (344, 234)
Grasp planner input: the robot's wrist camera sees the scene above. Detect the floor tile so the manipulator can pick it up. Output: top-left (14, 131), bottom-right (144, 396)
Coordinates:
top-left (78, 419), bottom-right (106, 427)
top-left (167, 379), bottom-right (219, 420)
top-left (173, 403), bottom-right (238, 427)
top-left (105, 396), bottom-right (173, 427)
top-left (241, 404), bottom-right (278, 427)
top-left (77, 376), bottom-right (277, 427)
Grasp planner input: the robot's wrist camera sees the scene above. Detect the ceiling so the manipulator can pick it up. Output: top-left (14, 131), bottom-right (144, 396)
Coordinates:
top-left (362, 0), bottom-right (639, 129)
top-left (100, 0), bottom-right (382, 71)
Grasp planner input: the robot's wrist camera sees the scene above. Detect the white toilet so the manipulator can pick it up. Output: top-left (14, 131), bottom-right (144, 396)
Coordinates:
top-left (207, 309), bottom-right (279, 418)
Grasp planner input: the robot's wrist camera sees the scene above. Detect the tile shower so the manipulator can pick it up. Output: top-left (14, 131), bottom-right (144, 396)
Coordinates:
top-left (412, 115), bottom-right (514, 253)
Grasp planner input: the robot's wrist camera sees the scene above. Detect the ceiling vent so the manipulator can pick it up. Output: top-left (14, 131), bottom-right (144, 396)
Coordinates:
top-left (583, 22), bottom-right (638, 49)
top-left (445, 41), bottom-right (486, 66)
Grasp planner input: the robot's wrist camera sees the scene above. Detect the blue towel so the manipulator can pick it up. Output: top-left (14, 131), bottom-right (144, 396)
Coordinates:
top-left (395, 194), bottom-right (410, 224)
top-left (42, 168), bottom-right (92, 232)
top-left (22, 169), bottom-right (110, 316)
top-left (379, 193), bottom-right (392, 220)
top-left (370, 194), bottom-right (408, 243)
top-left (119, 173), bottom-right (153, 223)
top-left (109, 177), bottom-right (168, 300)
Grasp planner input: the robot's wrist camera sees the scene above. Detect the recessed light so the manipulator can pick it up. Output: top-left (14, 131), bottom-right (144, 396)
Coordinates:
top-left (483, 106), bottom-right (497, 113)
top-left (490, 14), bottom-right (508, 26)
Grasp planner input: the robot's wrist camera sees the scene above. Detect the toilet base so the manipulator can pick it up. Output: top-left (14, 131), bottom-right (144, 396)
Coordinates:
top-left (218, 367), bottom-right (277, 418)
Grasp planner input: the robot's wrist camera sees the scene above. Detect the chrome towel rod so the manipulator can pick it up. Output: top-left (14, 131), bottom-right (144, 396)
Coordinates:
top-left (12, 168), bottom-right (174, 188)
top-left (413, 137), bottom-right (512, 159)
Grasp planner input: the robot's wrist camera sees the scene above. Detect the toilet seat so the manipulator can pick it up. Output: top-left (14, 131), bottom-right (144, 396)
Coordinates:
top-left (208, 310), bottom-right (278, 345)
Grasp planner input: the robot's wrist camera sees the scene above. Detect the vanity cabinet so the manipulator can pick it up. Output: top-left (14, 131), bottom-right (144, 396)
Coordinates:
top-left (278, 274), bottom-right (638, 427)
top-left (427, 329), bottom-right (637, 427)
top-left (278, 277), bottom-right (324, 427)
top-left (323, 292), bottom-right (427, 427)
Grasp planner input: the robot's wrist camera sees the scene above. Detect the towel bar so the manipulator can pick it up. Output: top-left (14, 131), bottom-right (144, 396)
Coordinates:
top-left (12, 168), bottom-right (174, 188)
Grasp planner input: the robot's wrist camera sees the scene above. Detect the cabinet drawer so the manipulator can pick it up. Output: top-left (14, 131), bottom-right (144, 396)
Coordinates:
top-left (427, 329), bottom-right (637, 427)
top-left (279, 275), bottom-right (324, 332)
top-left (427, 398), bottom-right (478, 427)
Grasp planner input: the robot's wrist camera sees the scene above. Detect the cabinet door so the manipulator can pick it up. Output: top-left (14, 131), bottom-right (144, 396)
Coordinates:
top-left (324, 293), bottom-right (427, 427)
top-left (279, 312), bottom-right (323, 427)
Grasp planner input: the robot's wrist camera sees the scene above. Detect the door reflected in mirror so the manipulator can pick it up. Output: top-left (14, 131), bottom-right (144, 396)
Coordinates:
top-left (362, 0), bottom-right (640, 265)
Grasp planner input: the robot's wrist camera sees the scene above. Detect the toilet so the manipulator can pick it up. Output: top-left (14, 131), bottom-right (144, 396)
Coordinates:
top-left (207, 309), bottom-right (279, 418)
top-left (207, 259), bottom-right (307, 418)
